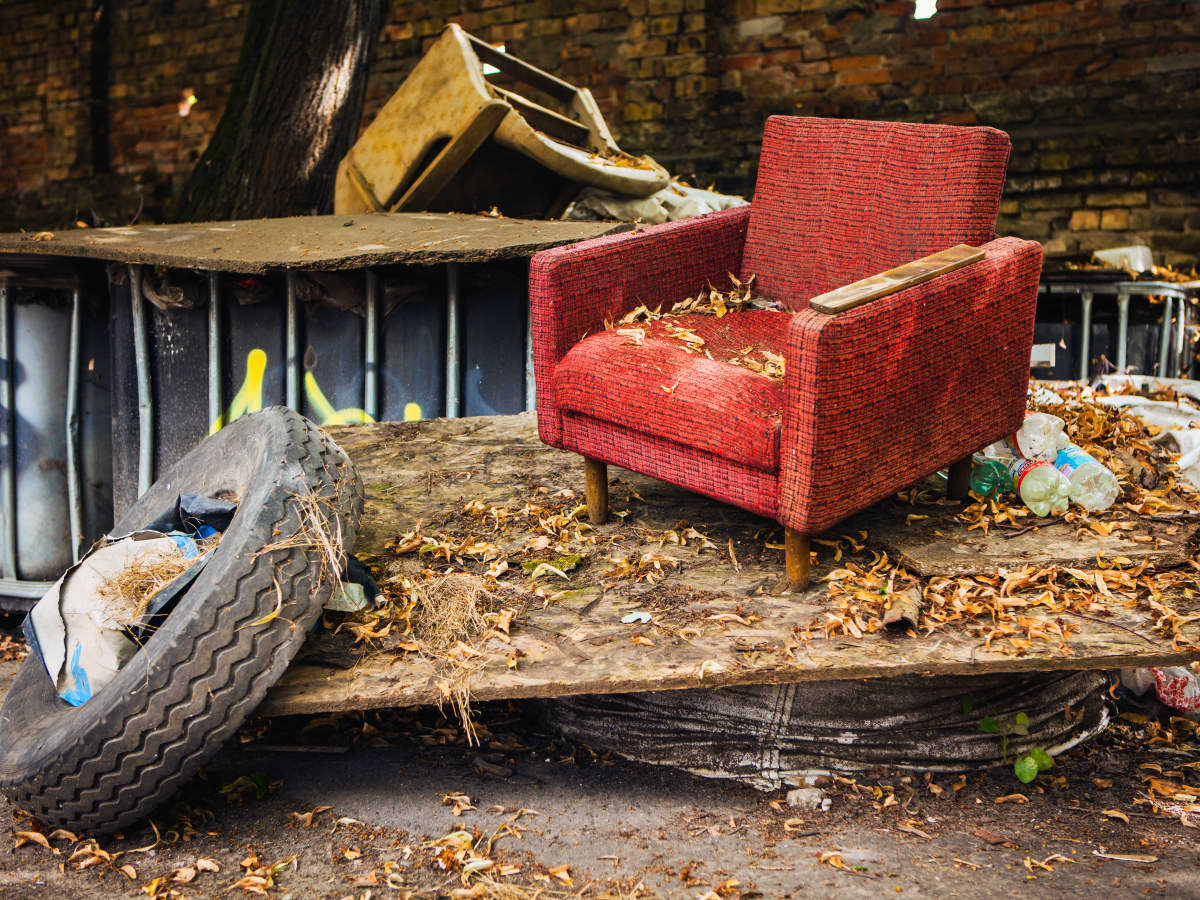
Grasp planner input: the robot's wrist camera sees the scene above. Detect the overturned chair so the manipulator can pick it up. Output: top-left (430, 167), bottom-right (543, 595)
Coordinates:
top-left (530, 115), bottom-right (1043, 590)
top-left (335, 23), bottom-right (669, 218)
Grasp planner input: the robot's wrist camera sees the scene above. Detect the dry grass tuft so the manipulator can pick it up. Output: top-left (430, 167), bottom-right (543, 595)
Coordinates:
top-left (257, 484), bottom-right (351, 597)
top-left (98, 536), bottom-right (220, 623)
top-left (410, 573), bottom-right (502, 652)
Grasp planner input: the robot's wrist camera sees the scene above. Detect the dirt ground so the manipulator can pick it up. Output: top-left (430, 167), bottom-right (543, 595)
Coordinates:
top-left (1, 637), bottom-right (1198, 900)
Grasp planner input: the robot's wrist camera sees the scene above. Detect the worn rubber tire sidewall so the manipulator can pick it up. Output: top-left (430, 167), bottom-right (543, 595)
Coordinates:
top-left (0, 407), bottom-right (362, 833)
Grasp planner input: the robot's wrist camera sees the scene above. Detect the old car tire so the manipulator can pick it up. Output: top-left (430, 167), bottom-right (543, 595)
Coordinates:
top-left (0, 407), bottom-right (362, 833)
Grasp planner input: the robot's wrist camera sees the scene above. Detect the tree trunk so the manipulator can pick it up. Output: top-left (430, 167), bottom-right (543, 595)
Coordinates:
top-left (174, 0), bottom-right (383, 222)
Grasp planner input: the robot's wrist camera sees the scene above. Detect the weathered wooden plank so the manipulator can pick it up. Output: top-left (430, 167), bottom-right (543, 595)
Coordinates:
top-left (0, 213), bottom-right (623, 274)
top-left (808, 244), bottom-right (985, 314)
top-left (259, 413), bottom-right (1200, 717)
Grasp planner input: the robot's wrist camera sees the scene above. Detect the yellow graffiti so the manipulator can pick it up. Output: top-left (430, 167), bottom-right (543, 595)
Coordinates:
top-left (303, 371), bottom-right (372, 426)
top-left (210, 349), bottom-right (424, 432)
top-left (210, 348), bottom-right (266, 434)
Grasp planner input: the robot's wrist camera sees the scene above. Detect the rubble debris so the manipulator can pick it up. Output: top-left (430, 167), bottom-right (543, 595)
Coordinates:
top-left (25, 516), bottom-right (226, 706)
top-left (564, 180), bottom-right (749, 225)
top-left (786, 787), bottom-right (832, 811)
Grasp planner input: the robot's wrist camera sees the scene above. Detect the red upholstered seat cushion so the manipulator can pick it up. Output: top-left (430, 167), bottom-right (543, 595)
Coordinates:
top-left (552, 310), bottom-right (791, 473)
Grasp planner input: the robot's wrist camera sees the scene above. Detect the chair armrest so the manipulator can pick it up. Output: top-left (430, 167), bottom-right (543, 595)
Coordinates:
top-left (779, 236), bottom-right (1043, 535)
top-left (809, 244), bottom-right (986, 315)
top-left (530, 205), bottom-right (750, 446)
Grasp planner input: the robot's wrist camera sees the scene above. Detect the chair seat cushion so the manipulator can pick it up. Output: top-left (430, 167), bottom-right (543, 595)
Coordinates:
top-left (552, 311), bottom-right (791, 472)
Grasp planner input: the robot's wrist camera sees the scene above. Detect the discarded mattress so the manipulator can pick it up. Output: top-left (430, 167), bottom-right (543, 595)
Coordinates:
top-left (542, 670), bottom-right (1110, 789)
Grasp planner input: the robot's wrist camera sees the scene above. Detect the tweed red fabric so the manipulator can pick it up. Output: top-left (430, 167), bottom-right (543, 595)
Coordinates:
top-left (554, 311), bottom-right (789, 471)
top-left (780, 236), bottom-right (1043, 534)
top-left (530, 205), bottom-right (751, 446)
top-left (559, 412), bottom-right (780, 518)
top-left (742, 116), bottom-right (1011, 302)
top-left (529, 115), bottom-right (1042, 541)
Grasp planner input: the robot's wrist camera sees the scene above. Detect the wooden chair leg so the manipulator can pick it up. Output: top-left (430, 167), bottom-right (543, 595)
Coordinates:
top-left (785, 529), bottom-right (810, 592)
top-left (584, 456), bottom-right (608, 525)
top-left (947, 455), bottom-right (972, 502)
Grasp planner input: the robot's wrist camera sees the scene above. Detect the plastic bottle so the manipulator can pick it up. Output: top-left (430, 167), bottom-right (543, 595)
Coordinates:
top-left (1013, 412), bottom-right (1069, 461)
top-left (1054, 443), bottom-right (1120, 512)
top-left (970, 453), bottom-right (1013, 498)
top-left (1003, 457), bottom-right (1071, 517)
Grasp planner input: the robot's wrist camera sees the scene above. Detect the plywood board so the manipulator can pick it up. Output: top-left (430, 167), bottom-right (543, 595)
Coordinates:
top-left (259, 414), bottom-right (1200, 716)
top-left (0, 213), bottom-right (623, 274)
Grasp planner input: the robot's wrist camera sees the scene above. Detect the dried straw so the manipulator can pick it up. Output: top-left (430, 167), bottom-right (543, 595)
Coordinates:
top-left (98, 536), bottom-right (220, 624)
top-left (256, 483), bottom-right (350, 598)
top-left (410, 573), bottom-right (502, 652)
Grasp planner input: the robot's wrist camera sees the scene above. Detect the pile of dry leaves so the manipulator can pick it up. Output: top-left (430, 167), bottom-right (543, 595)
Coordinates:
top-left (0, 632), bottom-right (25, 662)
top-left (605, 274), bottom-right (789, 382)
top-left (815, 384), bottom-right (1200, 655)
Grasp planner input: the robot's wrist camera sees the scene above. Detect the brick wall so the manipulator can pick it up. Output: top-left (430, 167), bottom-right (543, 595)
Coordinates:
top-left (0, 0), bottom-right (244, 230)
top-left (2, 0), bottom-right (1198, 264)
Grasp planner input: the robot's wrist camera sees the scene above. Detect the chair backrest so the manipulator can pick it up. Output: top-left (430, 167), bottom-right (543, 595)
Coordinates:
top-left (741, 116), bottom-right (1011, 302)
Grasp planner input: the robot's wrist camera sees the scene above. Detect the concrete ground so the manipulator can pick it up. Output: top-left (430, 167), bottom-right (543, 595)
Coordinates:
top-left (1, 684), bottom-right (1197, 899)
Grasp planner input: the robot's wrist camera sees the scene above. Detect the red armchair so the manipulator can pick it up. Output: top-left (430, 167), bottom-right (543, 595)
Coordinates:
top-left (530, 116), bottom-right (1042, 591)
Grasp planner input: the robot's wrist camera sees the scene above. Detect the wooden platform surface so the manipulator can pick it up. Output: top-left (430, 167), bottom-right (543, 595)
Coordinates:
top-left (0, 213), bottom-right (622, 273)
top-left (258, 414), bottom-right (1200, 717)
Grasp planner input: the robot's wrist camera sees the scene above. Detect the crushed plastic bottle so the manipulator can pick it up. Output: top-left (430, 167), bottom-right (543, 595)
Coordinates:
top-left (1054, 443), bottom-right (1120, 512)
top-left (1003, 456), bottom-right (1070, 517)
top-left (970, 453), bottom-right (1013, 498)
top-left (1013, 412), bottom-right (1069, 461)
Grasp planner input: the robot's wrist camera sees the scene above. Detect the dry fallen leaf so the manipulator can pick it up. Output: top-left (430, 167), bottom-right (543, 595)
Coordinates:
top-left (818, 850), bottom-right (847, 869)
top-left (1101, 809), bottom-right (1130, 824)
top-left (13, 831), bottom-right (51, 851)
top-left (995, 793), bottom-right (1029, 804)
top-left (972, 828), bottom-right (1014, 846)
top-left (289, 805), bottom-right (332, 828)
top-left (1093, 850), bottom-right (1157, 863)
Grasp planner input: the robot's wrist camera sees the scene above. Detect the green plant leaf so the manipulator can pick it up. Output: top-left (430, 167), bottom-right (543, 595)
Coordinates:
top-left (1030, 747), bottom-right (1053, 772)
top-left (979, 716), bottom-right (999, 733)
top-left (961, 696), bottom-right (974, 716)
top-left (1014, 756), bottom-right (1039, 784)
top-left (1012, 711), bottom-right (1030, 736)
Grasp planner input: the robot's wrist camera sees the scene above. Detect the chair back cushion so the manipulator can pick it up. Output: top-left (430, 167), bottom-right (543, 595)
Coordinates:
top-left (742, 116), bottom-right (1011, 303)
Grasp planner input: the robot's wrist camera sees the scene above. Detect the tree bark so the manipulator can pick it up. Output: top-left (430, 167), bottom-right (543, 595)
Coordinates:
top-left (174, 0), bottom-right (383, 222)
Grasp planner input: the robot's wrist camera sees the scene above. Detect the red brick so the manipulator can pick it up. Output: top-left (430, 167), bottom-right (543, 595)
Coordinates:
top-left (831, 54), bottom-right (886, 71)
top-left (835, 68), bottom-right (889, 86)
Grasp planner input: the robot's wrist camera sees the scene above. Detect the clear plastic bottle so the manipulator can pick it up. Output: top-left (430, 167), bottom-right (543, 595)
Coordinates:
top-left (1003, 457), bottom-right (1070, 517)
top-left (1054, 443), bottom-right (1120, 512)
top-left (970, 453), bottom-right (1013, 498)
top-left (1013, 412), bottom-right (1069, 461)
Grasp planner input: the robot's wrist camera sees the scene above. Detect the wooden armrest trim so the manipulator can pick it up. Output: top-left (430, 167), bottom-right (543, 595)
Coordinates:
top-left (808, 244), bottom-right (986, 315)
